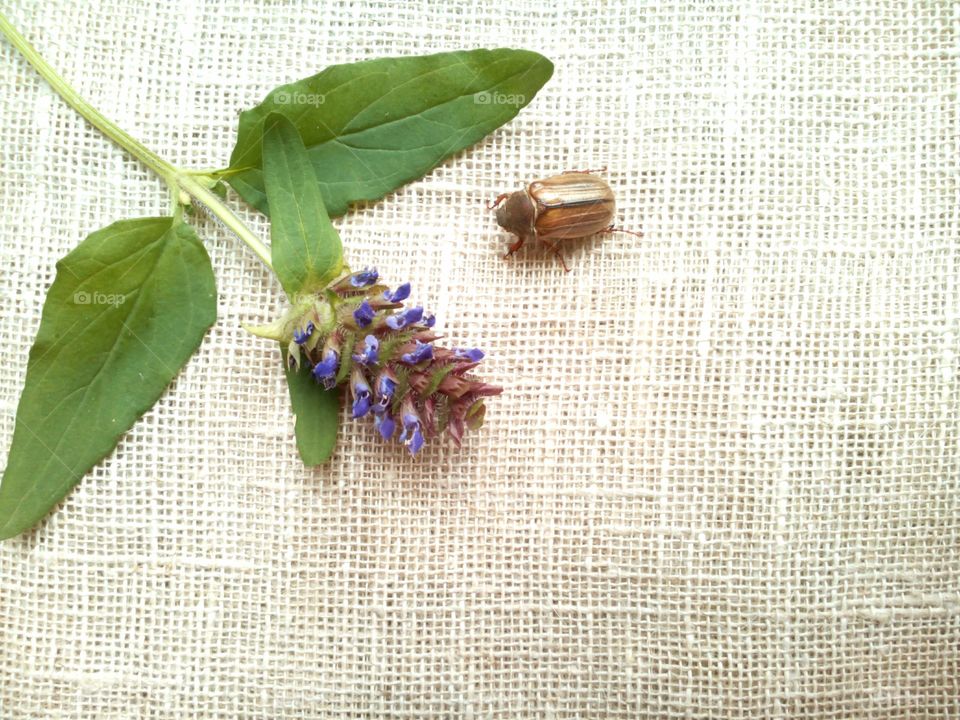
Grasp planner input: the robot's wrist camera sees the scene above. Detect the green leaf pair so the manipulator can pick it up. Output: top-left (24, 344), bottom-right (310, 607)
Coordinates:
top-left (0, 48), bottom-right (553, 539)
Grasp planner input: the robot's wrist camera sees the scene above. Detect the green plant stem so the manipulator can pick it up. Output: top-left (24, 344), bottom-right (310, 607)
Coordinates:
top-left (178, 175), bottom-right (273, 268)
top-left (0, 12), bottom-right (273, 271)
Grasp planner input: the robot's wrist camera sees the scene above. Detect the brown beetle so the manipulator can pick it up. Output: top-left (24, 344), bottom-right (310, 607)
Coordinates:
top-left (489, 168), bottom-right (640, 271)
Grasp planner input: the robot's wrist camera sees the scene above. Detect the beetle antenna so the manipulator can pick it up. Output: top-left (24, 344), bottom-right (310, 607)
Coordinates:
top-left (562, 166), bottom-right (608, 175)
top-left (487, 193), bottom-right (510, 210)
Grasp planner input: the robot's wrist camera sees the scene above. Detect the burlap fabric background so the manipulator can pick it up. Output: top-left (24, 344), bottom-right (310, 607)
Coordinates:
top-left (1, 1), bottom-right (958, 717)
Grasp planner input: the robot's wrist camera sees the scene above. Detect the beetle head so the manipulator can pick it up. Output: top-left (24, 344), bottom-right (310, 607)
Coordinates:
top-left (495, 190), bottom-right (536, 238)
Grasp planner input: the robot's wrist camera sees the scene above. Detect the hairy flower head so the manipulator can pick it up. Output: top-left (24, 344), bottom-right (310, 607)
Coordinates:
top-left (254, 273), bottom-right (501, 456)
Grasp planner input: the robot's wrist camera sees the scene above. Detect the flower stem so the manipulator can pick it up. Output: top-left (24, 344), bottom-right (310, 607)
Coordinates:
top-left (0, 12), bottom-right (273, 271)
top-left (178, 175), bottom-right (273, 268)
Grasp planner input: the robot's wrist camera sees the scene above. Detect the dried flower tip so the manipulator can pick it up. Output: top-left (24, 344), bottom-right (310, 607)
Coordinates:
top-left (421, 396), bottom-right (437, 437)
top-left (353, 300), bottom-right (376, 328)
top-left (466, 400), bottom-right (487, 430)
top-left (383, 282), bottom-right (411, 303)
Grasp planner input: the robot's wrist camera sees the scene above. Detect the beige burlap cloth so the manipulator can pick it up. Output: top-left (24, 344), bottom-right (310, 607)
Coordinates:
top-left (1, 0), bottom-right (957, 717)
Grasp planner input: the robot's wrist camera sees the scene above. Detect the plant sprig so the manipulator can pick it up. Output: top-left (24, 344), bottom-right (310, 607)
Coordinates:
top-left (0, 14), bottom-right (274, 269)
top-left (0, 10), bottom-right (553, 539)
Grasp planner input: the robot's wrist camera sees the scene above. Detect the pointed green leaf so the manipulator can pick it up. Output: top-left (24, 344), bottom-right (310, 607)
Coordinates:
top-left (282, 346), bottom-right (339, 465)
top-left (262, 113), bottom-right (344, 298)
top-left (227, 49), bottom-right (554, 217)
top-left (0, 217), bottom-right (217, 540)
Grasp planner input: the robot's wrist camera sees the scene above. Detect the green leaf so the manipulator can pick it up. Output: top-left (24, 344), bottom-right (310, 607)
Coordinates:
top-left (262, 113), bottom-right (343, 297)
top-left (282, 346), bottom-right (339, 465)
top-left (227, 49), bottom-right (554, 217)
top-left (0, 216), bottom-right (217, 539)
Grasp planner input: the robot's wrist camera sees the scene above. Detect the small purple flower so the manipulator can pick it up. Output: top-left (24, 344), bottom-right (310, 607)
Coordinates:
top-left (374, 412), bottom-right (396, 440)
top-left (349, 267), bottom-right (379, 287)
top-left (422, 314), bottom-right (435, 328)
top-left (383, 282), bottom-right (411, 303)
top-left (399, 399), bottom-right (425, 455)
top-left (454, 347), bottom-right (484, 362)
top-left (401, 340), bottom-right (433, 365)
top-left (374, 371), bottom-right (397, 414)
top-left (353, 300), bottom-right (376, 328)
top-left (293, 321), bottom-right (314, 345)
top-left (386, 306), bottom-right (424, 330)
top-left (311, 348), bottom-right (339, 388)
top-left (352, 335), bottom-right (379, 366)
top-left (350, 367), bottom-right (372, 418)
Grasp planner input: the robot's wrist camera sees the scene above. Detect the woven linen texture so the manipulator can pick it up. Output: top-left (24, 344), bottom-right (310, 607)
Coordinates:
top-left (1, 0), bottom-right (958, 717)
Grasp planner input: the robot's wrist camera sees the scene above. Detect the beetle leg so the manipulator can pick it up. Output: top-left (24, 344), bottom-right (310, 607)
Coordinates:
top-left (503, 235), bottom-right (527, 259)
top-left (602, 224), bottom-right (644, 239)
top-left (487, 193), bottom-right (510, 210)
top-left (540, 238), bottom-right (571, 273)
top-left (562, 166), bottom-right (608, 175)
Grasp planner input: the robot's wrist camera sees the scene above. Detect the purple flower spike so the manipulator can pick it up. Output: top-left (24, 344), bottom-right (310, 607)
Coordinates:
top-left (312, 348), bottom-right (339, 388)
top-left (386, 306), bottom-right (424, 330)
top-left (293, 321), bottom-right (314, 345)
top-left (352, 335), bottom-right (379, 366)
top-left (350, 267), bottom-right (378, 287)
top-left (353, 300), bottom-right (376, 328)
top-left (383, 282), bottom-right (411, 303)
top-left (374, 412), bottom-right (396, 441)
top-left (350, 367), bottom-right (372, 418)
top-left (261, 267), bottom-right (501, 455)
top-left (454, 347), bottom-right (485, 362)
top-left (401, 340), bottom-right (433, 365)
top-left (399, 399), bottom-right (425, 455)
